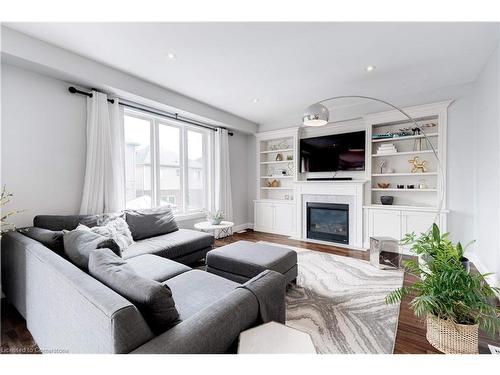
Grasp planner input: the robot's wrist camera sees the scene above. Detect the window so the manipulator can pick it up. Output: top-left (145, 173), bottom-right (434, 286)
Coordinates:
top-left (124, 110), bottom-right (212, 215)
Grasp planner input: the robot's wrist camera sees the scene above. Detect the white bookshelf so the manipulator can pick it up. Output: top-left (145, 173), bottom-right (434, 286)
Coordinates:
top-left (255, 128), bottom-right (299, 202)
top-left (368, 115), bottom-right (444, 208)
top-left (362, 100), bottom-right (451, 249)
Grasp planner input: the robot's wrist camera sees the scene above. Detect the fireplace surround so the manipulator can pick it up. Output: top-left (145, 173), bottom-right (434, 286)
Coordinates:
top-left (294, 180), bottom-right (366, 249)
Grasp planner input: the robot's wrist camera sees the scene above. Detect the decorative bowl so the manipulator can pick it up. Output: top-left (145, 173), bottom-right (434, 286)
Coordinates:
top-left (377, 182), bottom-right (391, 189)
top-left (380, 196), bottom-right (394, 205)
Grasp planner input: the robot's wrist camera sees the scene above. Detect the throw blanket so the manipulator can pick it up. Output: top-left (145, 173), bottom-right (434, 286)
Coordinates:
top-left (237, 270), bottom-right (286, 324)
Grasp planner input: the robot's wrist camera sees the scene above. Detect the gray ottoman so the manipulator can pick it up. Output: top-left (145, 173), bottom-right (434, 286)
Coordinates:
top-left (206, 240), bottom-right (298, 284)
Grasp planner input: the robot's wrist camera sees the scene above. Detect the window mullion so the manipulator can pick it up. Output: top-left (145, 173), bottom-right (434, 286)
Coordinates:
top-left (181, 128), bottom-right (187, 214)
top-left (153, 120), bottom-right (161, 208)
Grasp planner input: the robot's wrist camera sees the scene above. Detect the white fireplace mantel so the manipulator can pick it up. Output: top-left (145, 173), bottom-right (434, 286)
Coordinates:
top-left (293, 180), bottom-right (367, 249)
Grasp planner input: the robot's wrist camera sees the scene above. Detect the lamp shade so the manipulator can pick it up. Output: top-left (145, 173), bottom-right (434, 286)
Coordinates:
top-left (302, 103), bottom-right (329, 126)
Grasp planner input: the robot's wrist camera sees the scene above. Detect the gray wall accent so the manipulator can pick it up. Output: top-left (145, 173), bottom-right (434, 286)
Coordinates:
top-left (1, 26), bottom-right (258, 134)
top-left (1, 64), bottom-right (87, 226)
top-left (472, 36), bottom-right (500, 286)
top-left (1, 64), bottom-right (254, 229)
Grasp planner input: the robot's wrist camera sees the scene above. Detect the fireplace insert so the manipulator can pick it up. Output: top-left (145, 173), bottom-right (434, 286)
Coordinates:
top-left (306, 202), bottom-right (349, 244)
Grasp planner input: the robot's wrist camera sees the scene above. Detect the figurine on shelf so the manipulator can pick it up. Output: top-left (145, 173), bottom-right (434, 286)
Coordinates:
top-left (271, 179), bottom-right (280, 188)
top-left (409, 156), bottom-right (427, 173)
top-left (378, 160), bottom-right (387, 174)
top-left (275, 153), bottom-right (283, 161)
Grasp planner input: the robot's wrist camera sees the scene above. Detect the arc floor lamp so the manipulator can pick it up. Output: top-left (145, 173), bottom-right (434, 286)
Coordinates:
top-left (302, 95), bottom-right (444, 220)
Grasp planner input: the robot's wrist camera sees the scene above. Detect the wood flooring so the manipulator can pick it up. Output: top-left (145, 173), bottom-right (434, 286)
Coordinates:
top-left (1, 229), bottom-right (499, 354)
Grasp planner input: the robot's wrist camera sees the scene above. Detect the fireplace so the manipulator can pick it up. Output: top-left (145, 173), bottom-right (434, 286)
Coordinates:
top-left (306, 202), bottom-right (349, 244)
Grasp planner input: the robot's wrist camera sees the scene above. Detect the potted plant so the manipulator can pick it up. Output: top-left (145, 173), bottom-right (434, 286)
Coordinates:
top-left (386, 224), bottom-right (500, 354)
top-left (206, 210), bottom-right (224, 225)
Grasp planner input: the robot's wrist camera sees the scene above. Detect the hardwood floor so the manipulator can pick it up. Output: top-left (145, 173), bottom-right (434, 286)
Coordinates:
top-left (216, 230), bottom-right (500, 354)
top-left (1, 229), bottom-right (498, 354)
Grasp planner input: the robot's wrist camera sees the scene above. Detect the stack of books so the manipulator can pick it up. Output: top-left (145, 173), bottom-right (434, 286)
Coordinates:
top-left (377, 143), bottom-right (397, 155)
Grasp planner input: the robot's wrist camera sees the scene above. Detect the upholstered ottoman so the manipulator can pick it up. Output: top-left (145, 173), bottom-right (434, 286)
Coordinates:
top-left (206, 240), bottom-right (297, 284)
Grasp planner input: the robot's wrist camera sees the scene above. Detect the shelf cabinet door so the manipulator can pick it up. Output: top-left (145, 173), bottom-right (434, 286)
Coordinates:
top-left (273, 203), bottom-right (295, 236)
top-left (402, 211), bottom-right (437, 237)
top-left (254, 202), bottom-right (274, 232)
top-left (368, 209), bottom-right (401, 240)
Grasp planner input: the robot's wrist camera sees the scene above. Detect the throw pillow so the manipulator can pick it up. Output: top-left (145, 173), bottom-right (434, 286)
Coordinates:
top-left (125, 206), bottom-right (179, 241)
top-left (77, 217), bottom-right (134, 253)
top-left (63, 227), bottom-right (121, 270)
top-left (88, 248), bottom-right (180, 333)
top-left (23, 227), bottom-right (64, 254)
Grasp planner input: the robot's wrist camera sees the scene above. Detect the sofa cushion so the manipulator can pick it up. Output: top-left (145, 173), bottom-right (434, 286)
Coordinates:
top-left (23, 227), bottom-right (64, 255)
top-left (89, 249), bottom-right (180, 334)
top-left (34, 215), bottom-right (101, 231)
top-left (63, 227), bottom-right (121, 270)
top-left (165, 269), bottom-right (238, 320)
top-left (127, 255), bottom-right (191, 282)
top-left (206, 241), bottom-right (297, 279)
top-left (123, 229), bottom-right (214, 260)
top-left (125, 207), bottom-right (179, 241)
top-left (78, 217), bottom-right (134, 253)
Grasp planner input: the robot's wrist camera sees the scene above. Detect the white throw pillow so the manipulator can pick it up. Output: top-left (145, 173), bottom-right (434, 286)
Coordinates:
top-left (77, 217), bottom-right (134, 253)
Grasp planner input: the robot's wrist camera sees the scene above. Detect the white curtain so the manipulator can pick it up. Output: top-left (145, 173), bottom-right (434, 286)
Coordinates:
top-left (80, 91), bottom-right (125, 214)
top-left (214, 128), bottom-right (233, 221)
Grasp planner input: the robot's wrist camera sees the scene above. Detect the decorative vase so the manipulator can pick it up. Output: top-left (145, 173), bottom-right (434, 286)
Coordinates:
top-left (209, 218), bottom-right (222, 225)
top-left (380, 196), bottom-right (394, 205)
top-left (460, 256), bottom-right (470, 273)
top-left (426, 314), bottom-right (478, 354)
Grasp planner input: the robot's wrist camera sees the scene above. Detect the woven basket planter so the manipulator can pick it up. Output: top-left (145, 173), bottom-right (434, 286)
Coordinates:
top-left (426, 314), bottom-right (478, 354)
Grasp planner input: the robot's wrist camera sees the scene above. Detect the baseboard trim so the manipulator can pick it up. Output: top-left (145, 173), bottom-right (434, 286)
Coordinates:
top-left (468, 253), bottom-right (500, 289)
top-left (233, 223), bottom-right (254, 232)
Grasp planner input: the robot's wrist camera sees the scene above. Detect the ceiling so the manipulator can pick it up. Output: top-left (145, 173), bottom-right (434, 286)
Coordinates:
top-left (5, 22), bottom-right (499, 127)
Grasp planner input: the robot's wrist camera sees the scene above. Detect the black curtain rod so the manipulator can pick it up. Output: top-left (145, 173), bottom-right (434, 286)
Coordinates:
top-left (68, 86), bottom-right (233, 136)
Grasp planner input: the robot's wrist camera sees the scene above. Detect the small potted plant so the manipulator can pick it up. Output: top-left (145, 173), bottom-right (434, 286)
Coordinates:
top-left (386, 224), bottom-right (500, 354)
top-left (206, 210), bottom-right (224, 225)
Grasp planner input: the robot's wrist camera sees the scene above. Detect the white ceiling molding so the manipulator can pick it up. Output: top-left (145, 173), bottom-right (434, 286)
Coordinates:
top-left (3, 22), bottom-right (498, 130)
top-left (1, 26), bottom-right (258, 134)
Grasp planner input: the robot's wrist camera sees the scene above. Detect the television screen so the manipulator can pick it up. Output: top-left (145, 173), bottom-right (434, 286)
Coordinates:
top-left (300, 131), bottom-right (366, 172)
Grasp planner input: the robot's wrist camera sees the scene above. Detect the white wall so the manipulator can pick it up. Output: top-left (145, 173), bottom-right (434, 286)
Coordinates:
top-left (1, 64), bottom-right (87, 226)
top-left (1, 63), bottom-right (254, 229)
top-left (471, 38), bottom-right (500, 286)
top-left (258, 83), bottom-right (477, 245)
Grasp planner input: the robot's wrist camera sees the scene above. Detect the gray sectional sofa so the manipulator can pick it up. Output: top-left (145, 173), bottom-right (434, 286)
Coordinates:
top-left (1, 213), bottom-right (286, 354)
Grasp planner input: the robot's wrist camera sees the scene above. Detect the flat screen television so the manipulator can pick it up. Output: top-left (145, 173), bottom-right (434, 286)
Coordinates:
top-left (300, 131), bottom-right (366, 172)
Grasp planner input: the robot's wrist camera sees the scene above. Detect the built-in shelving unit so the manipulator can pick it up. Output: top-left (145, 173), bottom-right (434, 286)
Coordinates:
top-left (255, 128), bottom-right (298, 202)
top-left (362, 101), bottom-right (451, 249)
top-left (368, 114), bottom-right (445, 208)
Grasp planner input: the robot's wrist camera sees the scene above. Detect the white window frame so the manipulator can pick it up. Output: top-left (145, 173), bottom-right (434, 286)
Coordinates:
top-left (124, 109), bottom-right (213, 218)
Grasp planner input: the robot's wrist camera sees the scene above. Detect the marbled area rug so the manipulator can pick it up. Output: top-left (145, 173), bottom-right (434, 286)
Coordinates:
top-left (258, 241), bottom-right (404, 354)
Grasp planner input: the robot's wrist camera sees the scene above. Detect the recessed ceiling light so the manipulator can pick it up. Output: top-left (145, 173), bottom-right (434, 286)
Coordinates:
top-left (365, 65), bottom-right (376, 72)
top-left (253, 98), bottom-right (260, 103)
top-left (167, 52), bottom-right (176, 60)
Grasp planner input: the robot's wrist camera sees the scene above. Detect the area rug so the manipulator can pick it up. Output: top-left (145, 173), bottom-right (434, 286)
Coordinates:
top-left (258, 241), bottom-right (404, 354)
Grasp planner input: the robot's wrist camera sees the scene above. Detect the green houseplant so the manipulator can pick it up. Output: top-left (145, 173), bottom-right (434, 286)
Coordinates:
top-left (386, 224), bottom-right (500, 353)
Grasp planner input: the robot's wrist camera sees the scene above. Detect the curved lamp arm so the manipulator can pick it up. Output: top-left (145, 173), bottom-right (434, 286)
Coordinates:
top-left (310, 95), bottom-right (444, 220)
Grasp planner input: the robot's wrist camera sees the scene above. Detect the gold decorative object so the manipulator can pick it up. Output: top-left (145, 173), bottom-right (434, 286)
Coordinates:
top-left (275, 153), bottom-right (283, 161)
top-left (377, 182), bottom-right (391, 189)
top-left (409, 156), bottom-right (427, 173)
top-left (271, 179), bottom-right (280, 188)
top-left (266, 180), bottom-right (272, 187)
